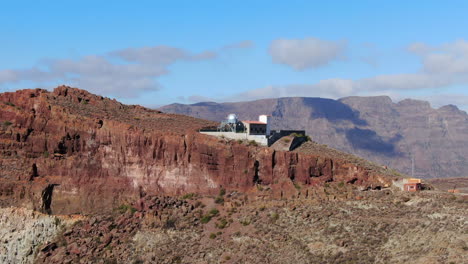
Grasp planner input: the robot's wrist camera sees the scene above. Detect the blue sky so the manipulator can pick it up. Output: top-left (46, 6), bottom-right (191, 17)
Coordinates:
top-left (1, 0), bottom-right (468, 110)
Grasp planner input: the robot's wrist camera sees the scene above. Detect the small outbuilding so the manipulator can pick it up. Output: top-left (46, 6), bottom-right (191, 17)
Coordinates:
top-left (403, 178), bottom-right (422, 192)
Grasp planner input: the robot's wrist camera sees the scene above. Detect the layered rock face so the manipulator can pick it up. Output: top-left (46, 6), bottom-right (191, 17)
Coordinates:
top-left (160, 96), bottom-right (468, 178)
top-left (0, 87), bottom-right (393, 215)
top-left (0, 207), bottom-right (77, 264)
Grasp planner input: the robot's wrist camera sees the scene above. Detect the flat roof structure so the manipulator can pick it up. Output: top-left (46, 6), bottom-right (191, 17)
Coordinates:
top-left (242, 121), bottom-right (266, 125)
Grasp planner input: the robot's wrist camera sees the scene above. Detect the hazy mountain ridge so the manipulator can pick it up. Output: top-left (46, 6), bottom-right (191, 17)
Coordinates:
top-left (161, 96), bottom-right (468, 178)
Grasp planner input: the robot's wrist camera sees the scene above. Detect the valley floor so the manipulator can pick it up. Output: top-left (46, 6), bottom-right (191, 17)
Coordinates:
top-left (1, 188), bottom-right (467, 264)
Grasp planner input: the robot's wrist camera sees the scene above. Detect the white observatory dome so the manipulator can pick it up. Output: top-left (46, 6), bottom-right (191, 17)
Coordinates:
top-left (227, 113), bottom-right (238, 123)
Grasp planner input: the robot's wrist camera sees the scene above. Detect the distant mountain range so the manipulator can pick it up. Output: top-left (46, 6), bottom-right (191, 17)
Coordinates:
top-left (160, 96), bottom-right (468, 179)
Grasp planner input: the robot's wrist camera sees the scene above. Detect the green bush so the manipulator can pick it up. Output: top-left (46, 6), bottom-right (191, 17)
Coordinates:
top-left (219, 188), bottom-right (226, 196)
top-left (215, 218), bottom-right (228, 229)
top-left (200, 215), bottom-right (212, 224)
top-left (240, 219), bottom-right (251, 226)
top-left (283, 138), bottom-right (291, 143)
top-left (290, 132), bottom-right (305, 138)
top-left (215, 196), bottom-right (224, 204)
top-left (209, 208), bottom-right (219, 216)
top-left (248, 140), bottom-right (258, 146)
top-left (209, 233), bottom-right (217, 239)
top-left (116, 204), bottom-right (137, 214)
top-left (290, 133), bottom-right (311, 141)
top-left (3, 121), bottom-right (12, 126)
top-left (271, 212), bottom-right (279, 221)
top-left (200, 208), bottom-right (220, 224)
top-left (181, 193), bottom-right (195, 200)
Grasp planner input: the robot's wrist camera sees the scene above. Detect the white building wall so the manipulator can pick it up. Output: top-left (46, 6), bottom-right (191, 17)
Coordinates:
top-left (200, 131), bottom-right (268, 146)
top-left (258, 115), bottom-right (270, 135)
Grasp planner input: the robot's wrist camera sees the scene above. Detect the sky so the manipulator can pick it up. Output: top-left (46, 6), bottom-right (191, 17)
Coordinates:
top-left (1, 0), bottom-right (468, 110)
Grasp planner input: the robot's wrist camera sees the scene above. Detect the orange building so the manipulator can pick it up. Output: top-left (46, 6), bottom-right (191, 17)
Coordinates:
top-left (403, 178), bottom-right (422, 192)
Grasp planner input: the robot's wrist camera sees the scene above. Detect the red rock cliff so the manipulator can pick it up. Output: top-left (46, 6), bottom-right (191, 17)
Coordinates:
top-left (0, 86), bottom-right (393, 215)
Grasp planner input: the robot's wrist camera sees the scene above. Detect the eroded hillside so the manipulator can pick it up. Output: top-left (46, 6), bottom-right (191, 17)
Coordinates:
top-left (0, 86), bottom-right (466, 264)
top-left (0, 86), bottom-right (394, 216)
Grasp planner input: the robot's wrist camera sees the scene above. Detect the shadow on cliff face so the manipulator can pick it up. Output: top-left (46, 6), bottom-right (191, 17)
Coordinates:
top-left (345, 128), bottom-right (402, 157)
top-left (302, 98), bottom-right (368, 126)
top-left (41, 184), bottom-right (58, 215)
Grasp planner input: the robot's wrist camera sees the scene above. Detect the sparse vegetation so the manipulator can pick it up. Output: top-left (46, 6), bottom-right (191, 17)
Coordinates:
top-left (200, 215), bottom-right (212, 224)
top-left (163, 218), bottom-right (176, 229)
top-left (215, 218), bottom-right (228, 229)
top-left (240, 219), bottom-right (251, 226)
top-left (270, 212), bottom-right (279, 221)
top-left (209, 208), bottom-right (219, 215)
top-left (293, 182), bottom-right (301, 190)
top-left (3, 121), bottom-right (12, 126)
top-left (200, 208), bottom-right (220, 224)
top-left (289, 132), bottom-right (304, 138)
top-left (215, 196), bottom-right (224, 204)
top-left (116, 204), bottom-right (137, 214)
top-left (219, 188), bottom-right (226, 196)
top-left (248, 140), bottom-right (258, 146)
top-left (181, 193), bottom-right (195, 200)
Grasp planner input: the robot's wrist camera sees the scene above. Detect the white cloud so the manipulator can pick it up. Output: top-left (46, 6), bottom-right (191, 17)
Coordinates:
top-left (418, 94), bottom-right (468, 109)
top-left (222, 40), bottom-right (254, 50)
top-left (110, 46), bottom-right (217, 65)
top-left (226, 79), bottom-right (356, 102)
top-left (187, 95), bottom-right (215, 103)
top-left (221, 39), bottom-right (468, 110)
top-left (407, 42), bottom-right (432, 55)
top-left (269, 37), bottom-right (347, 70)
top-left (0, 41), bottom-right (252, 97)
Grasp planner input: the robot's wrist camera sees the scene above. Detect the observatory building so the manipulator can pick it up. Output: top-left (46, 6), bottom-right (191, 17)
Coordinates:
top-left (199, 113), bottom-right (305, 146)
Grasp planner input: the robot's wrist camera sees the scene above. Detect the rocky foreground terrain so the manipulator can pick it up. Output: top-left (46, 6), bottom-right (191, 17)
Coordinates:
top-left (161, 96), bottom-right (468, 179)
top-left (0, 86), bottom-right (466, 263)
top-left (2, 188), bottom-right (467, 264)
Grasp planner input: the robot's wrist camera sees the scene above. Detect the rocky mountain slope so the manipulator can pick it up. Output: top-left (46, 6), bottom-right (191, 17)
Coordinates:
top-left (0, 86), bottom-right (393, 216)
top-left (160, 97), bottom-right (468, 178)
top-left (0, 86), bottom-right (466, 263)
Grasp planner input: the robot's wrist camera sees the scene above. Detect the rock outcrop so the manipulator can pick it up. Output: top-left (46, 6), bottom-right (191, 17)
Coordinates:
top-left (0, 86), bottom-right (394, 215)
top-left (0, 207), bottom-right (78, 264)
